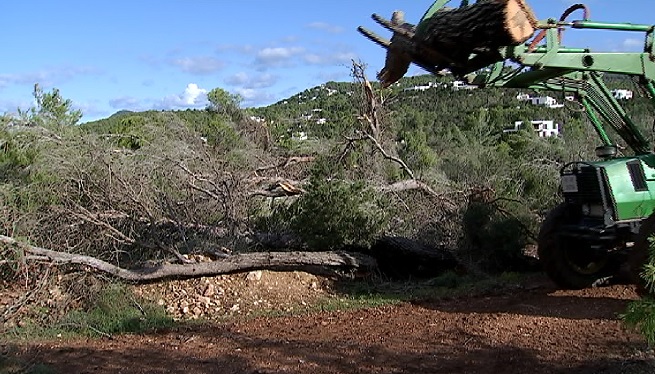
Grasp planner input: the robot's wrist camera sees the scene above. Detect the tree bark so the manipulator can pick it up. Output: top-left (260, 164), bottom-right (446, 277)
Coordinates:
top-left (0, 235), bottom-right (376, 283)
top-left (377, 0), bottom-right (537, 86)
top-left (417, 0), bottom-right (537, 52)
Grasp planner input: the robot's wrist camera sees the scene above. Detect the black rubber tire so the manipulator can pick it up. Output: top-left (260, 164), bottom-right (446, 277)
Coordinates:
top-left (628, 213), bottom-right (655, 295)
top-left (537, 204), bottom-right (617, 289)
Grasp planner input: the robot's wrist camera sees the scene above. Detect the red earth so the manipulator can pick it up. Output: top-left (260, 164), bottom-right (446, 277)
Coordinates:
top-left (4, 273), bottom-right (655, 374)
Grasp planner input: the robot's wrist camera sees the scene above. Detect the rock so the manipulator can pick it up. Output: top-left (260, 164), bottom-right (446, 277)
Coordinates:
top-left (198, 296), bottom-right (211, 307)
top-left (204, 284), bottom-right (216, 297)
top-left (246, 271), bottom-right (263, 282)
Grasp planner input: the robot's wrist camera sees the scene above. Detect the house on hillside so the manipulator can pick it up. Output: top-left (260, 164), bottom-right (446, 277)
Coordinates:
top-left (529, 96), bottom-right (563, 108)
top-left (516, 93), bottom-right (531, 101)
top-left (452, 80), bottom-right (476, 90)
top-left (504, 120), bottom-right (560, 138)
top-left (403, 81), bottom-right (438, 92)
top-left (516, 93), bottom-right (565, 108)
top-left (611, 89), bottom-right (633, 100)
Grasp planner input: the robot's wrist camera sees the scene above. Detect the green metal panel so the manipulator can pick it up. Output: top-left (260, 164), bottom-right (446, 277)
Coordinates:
top-left (594, 154), bottom-right (655, 220)
top-left (516, 52), bottom-right (652, 77)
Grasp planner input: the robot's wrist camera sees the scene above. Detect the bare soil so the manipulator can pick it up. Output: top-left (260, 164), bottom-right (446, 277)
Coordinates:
top-left (3, 271), bottom-right (655, 374)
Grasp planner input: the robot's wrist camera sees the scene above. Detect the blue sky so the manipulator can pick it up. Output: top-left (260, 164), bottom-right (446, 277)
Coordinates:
top-left (0, 0), bottom-right (653, 122)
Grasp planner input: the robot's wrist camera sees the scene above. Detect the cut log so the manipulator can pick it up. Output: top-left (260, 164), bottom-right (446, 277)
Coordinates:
top-left (417, 0), bottom-right (537, 60)
top-left (375, 0), bottom-right (538, 86)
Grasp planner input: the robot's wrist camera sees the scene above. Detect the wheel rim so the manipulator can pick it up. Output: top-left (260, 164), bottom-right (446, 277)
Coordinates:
top-left (564, 244), bottom-right (607, 275)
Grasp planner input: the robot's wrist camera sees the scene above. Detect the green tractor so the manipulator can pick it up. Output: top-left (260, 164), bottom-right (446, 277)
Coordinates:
top-left (359, 0), bottom-right (655, 289)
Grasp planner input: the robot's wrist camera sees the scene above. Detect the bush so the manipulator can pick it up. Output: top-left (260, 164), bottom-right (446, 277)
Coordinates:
top-left (459, 200), bottom-right (532, 273)
top-left (623, 236), bottom-right (655, 346)
top-left (285, 177), bottom-right (389, 250)
top-left (61, 284), bottom-right (173, 337)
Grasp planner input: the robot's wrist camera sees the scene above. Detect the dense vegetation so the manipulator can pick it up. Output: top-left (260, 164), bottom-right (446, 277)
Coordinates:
top-left (2, 70), bottom-right (655, 339)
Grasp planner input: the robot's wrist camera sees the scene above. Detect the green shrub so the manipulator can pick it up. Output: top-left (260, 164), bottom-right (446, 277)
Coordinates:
top-left (623, 236), bottom-right (655, 346)
top-left (623, 297), bottom-right (655, 346)
top-left (60, 284), bottom-right (173, 337)
top-left (285, 177), bottom-right (389, 250)
top-left (460, 201), bottom-right (531, 273)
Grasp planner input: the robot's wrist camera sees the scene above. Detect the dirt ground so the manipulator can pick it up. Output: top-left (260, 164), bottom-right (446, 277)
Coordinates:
top-left (4, 272), bottom-right (655, 374)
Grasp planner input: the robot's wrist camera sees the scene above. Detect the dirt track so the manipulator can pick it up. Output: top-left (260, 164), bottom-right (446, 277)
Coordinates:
top-left (8, 277), bottom-right (655, 374)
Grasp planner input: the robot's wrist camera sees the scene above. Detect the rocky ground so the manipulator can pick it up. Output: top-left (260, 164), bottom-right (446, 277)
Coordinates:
top-left (2, 270), bottom-right (655, 374)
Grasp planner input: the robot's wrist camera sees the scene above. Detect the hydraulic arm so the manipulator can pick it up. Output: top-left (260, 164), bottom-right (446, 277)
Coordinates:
top-left (359, 0), bottom-right (655, 155)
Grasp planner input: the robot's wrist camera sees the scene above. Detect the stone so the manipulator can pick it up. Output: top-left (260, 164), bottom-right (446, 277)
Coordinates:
top-left (246, 271), bottom-right (263, 282)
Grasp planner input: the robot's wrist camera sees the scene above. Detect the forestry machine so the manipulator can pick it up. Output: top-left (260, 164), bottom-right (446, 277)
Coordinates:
top-left (358, 0), bottom-right (655, 289)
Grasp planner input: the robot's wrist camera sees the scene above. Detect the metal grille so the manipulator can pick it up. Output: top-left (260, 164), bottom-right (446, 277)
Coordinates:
top-left (627, 160), bottom-right (648, 191)
top-left (563, 166), bottom-right (603, 204)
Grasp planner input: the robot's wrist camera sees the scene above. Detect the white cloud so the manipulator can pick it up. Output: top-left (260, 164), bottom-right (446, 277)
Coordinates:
top-left (109, 96), bottom-right (144, 110)
top-left (621, 38), bottom-right (642, 51)
top-left (303, 51), bottom-right (357, 65)
top-left (225, 72), bottom-right (278, 89)
top-left (216, 44), bottom-right (255, 54)
top-left (316, 70), bottom-right (349, 82)
top-left (0, 66), bottom-right (99, 88)
top-left (255, 47), bottom-right (304, 68)
top-left (306, 22), bottom-right (343, 34)
top-left (108, 84), bottom-right (210, 113)
top-left (234, 87), bottom-right (277, 107)
top-left (0, 98), bottom-right (30, 115)
top-left (158, 83), bottom-right (209, 109)
top-left (171, 56), bottom-right (225, 75)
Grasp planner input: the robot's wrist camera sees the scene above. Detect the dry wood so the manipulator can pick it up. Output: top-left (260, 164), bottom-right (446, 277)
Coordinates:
top-left (377, 0), bottom-right (537, 86)
top-left (0, 235), bottom-right (377, 283)
top-left (417, 0), bottom-right (536, 54)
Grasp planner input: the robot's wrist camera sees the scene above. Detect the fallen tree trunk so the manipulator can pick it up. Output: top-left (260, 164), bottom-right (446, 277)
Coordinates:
top-left (0, 235), bottom-right (376, 283)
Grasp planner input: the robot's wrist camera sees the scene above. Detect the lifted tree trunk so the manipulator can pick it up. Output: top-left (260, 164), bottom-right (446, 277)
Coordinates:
top-left (365, 0), bottom-right (538, 86)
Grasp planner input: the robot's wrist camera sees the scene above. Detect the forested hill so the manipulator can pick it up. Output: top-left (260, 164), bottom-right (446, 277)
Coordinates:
top-left (250, 73), bottom-right (580, 144)
top-left (85, 72), bottom-right (649, 154)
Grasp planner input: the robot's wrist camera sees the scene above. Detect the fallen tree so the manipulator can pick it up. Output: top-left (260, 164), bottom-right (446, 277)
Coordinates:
top-left (0, 235), bottom-right (376, 283)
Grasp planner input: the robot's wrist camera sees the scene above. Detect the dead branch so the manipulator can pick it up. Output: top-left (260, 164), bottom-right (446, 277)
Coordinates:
top-left (350, 60), bottom-right (416, 180)
top-left (0, 235), bottom-right (376, 283)
top-left (377, 179), bottom-right (458, 210)
top-left (70, 204), bottom-right (136, 244)
top-left (378, 179), bottom-right (438, 195)
top-left (256, 156), bottom-right (316, 174)
top-left (365, 133), bottom-right (415, 180)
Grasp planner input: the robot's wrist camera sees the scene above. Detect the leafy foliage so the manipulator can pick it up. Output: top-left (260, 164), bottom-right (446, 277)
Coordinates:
top-left (282, 160), bottom-right (390, 250)
top-left (624, 237), bottom-right (655, 346)
top-left (61, 284), bottom-right (173, 336)
top-left (19, 84), bottom-right (82, 128)
top-left (3, 72), bottom-right (654, 272)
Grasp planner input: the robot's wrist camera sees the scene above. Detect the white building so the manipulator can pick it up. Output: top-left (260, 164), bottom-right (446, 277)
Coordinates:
top-left (452, 80), bottom-right (477, 90)
top-left (504, 120), bottom-right (560, 138)
top-left (528, 96), bottom-right (563, 108)
top-left (403, 81), bottom-right (439, 92)
top-left (611, 89), bottom-right (633, 100)
top-left (516, 93), bottom-right (531, 101)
